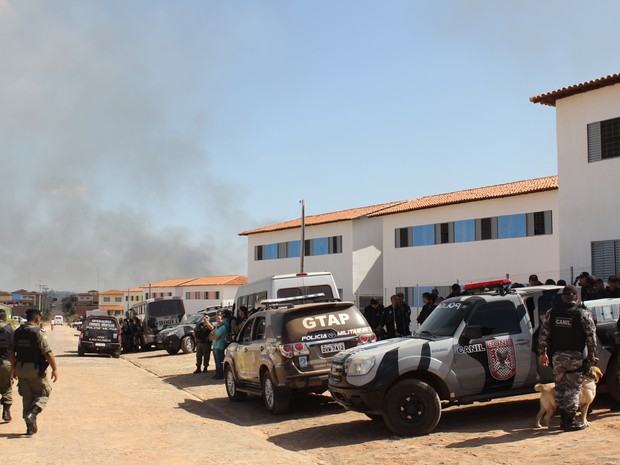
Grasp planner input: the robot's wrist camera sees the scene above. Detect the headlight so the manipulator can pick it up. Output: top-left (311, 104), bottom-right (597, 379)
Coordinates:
top-left (344, 355), bottom-right (375, 376)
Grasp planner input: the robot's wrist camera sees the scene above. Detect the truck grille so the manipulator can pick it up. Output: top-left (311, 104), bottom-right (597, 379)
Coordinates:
top-left (330, 360), bottom-right (344, 383)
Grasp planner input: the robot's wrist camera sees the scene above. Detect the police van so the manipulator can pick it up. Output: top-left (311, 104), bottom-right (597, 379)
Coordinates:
top-left (126, 297), bottom-right (186, 350)
top-left (234, 272), bottom-right (341, 312)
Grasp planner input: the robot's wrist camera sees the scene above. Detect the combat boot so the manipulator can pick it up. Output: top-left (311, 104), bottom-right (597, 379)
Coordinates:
top-left (1, 403), bottom-right (11, 422)
top-left (557, 409), bottom-right (568, 429)
top-left (563, 413), bottom-right (586, 432)
top-left (25, 405), bottom-right (42, 435)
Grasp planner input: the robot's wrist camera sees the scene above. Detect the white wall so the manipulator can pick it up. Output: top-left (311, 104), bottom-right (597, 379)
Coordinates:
top-left (381, 190), bottom-right (559, 298)
top-left (556, 84), bottom-right (620, 278)
top-left (351, 217), bottom-right (384, 298)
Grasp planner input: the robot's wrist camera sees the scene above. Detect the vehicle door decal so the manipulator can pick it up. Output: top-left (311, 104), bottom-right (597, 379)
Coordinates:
top-left (485, 338), bottom-right (517, 381)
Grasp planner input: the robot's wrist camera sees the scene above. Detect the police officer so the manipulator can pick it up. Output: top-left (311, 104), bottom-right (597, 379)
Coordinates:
top-left (8, 308), bottom-right (58, 436)
top-left (193, 313), bottom-right (213, 374)
top-left (363, 299), bottom-right (385, 339)
top-left (0, 309), bottom-right (14, 422)
top-left (538, 285), bottom-right (597, 431)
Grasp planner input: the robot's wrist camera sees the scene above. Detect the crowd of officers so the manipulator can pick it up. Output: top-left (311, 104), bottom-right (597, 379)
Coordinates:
top-left (0, 308), bottom-right (58, 436)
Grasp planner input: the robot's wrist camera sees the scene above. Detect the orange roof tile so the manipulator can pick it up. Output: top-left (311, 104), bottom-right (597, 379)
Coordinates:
top-left (530, 72), bottom-right (620, 107)
top-left (368, 176), bottom-right (558, 217)
top-left (99, 289), bottom-right (124, 295)
top-left (144, 278), bottom-right (197, 288)
top-left (180, 275), bottom-right (248, 287)
top-left (239, 201), bottom-right (406, 236)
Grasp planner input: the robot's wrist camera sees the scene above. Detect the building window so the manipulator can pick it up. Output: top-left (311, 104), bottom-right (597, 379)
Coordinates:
top-left (588, 117), bottom-right (620, 162)
top-left (438, 222), bottom-right (452, 244)
top-left (413, 225), bottom-right (435, 247)
top-left (185, 292), bottom-right (190, 300)
top-left (479, 217), bottom-right (494, 240)
top-left (288, 240), bottom-right (301, 258)
top-left (194, 292), bottom-right (200, 299)
top-left (454, 219), bottom-right (475, 243)
top-left (395, 227), bottom-right (412, 248)
top-left (592, 240), bottom-right (620, 278)
top-left (215, 291), bottom-right (220, 300)
top-left (103, 297), bottom-right (110, 303)
top-left (497, 214), bottom-right (527, 239)
top-left (527, 211), bottom-right (552, 236)
top-left (255, 245), bottom-right (263, 261)
top-left (115, 297), bottom-right (122, 303)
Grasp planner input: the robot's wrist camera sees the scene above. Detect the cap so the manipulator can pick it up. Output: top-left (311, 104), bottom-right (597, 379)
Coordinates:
top-left (608, 276), bottom-right (619, 283)
top-left (529, 274), bottom-right (539, 282)
top-left (562, 285), bottom-right (578, 296)
top-left (577, 271), bottom-right (590, 279)
top-left (370, 298), bottom-right (378, 305)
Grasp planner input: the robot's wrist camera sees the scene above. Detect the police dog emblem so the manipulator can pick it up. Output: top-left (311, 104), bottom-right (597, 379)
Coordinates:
top-left (485, 338), bottom-right (516, 381)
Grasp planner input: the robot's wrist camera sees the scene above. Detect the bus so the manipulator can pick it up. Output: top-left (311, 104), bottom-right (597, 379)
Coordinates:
top-left (126, 297), bottom-right (185, 349)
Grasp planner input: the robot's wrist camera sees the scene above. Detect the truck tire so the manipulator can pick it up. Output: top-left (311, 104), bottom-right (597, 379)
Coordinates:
top-left (181, 336), bottom-right (195, 354)
top-left (77, 345), bottom-right (85, 357)
top-left (262, 372), bottom-right (290, 414)
top-left (225, 365), bottom-right (247, 402)
top-left (606, 355), bottom-right (620, 402)
top-left (383, 379), bottom-right (441, 436)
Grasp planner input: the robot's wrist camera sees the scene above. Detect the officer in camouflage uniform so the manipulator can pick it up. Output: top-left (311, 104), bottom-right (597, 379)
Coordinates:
top-left (538, 285), bottom-right (597, 431)
top-left (8, 308), bottom-right (58, 436)
top-left (193, 314), bottom-right (213, 374)
top-left (0, 309), bottom-right (14, 422)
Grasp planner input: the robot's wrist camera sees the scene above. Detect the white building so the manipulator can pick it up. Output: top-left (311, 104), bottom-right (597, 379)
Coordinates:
top-left (137, 275), bottom-right (248, 315)
top-left (239, 202), bottom-right (405, 303)
top-left (374, 177), bottom-right (559, 306)
top-left (239, 178), bottom-right (560, 308)
top-left (531, 73), bottom-right (620, 281)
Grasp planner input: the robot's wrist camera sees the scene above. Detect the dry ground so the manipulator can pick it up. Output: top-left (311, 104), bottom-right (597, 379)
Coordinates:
top-left (2, 324), bottom-right (620, 465)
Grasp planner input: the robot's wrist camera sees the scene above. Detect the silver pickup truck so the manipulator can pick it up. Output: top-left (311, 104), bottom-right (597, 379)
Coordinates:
top-left (328, 284), bottom-right (618, 436)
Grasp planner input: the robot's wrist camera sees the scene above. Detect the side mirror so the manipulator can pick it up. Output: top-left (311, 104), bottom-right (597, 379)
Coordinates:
top-left (224, 333), bottom-right (236, 344)
top-left (461, 325), bottom-right (482, 341)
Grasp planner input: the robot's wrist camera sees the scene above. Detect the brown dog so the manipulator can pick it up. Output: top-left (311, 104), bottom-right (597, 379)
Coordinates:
top-left (534, 365), bottom-right (604, 428)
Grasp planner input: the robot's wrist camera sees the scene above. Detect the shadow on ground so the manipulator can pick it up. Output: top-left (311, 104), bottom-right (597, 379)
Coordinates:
top-left (260, 394), bottom-right (620, 451)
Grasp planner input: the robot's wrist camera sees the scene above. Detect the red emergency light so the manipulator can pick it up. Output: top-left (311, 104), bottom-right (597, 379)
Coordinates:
top-left (464, 279), bottom-right (512, 291)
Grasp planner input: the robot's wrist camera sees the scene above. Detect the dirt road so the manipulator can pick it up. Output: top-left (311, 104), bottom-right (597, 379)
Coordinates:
top-left (3, 325), bottom-right (620, 465)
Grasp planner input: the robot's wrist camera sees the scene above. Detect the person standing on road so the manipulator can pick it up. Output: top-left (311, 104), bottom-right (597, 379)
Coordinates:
top-left (0, 309), bottom-right (15, 422)
top-left (363, 299), bottom-right (385, 340)
top-left (9, 308), bottom-right (58, 436)
top-left (538, 285), bottom-right (597, 432)
top-left (193, 314), bottom-right (214, 374)
top-left (210, 314), bottom-right (228, 380)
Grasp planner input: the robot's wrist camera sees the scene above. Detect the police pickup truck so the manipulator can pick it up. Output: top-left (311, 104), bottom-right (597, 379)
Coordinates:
top-left (328, 280), bottom-right (619, 436)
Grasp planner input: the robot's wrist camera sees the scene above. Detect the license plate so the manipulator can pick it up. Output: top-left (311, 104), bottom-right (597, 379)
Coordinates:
top-left (320, 342), bottom-right (345, 354)
top-left (95, 343), bottom-right (106, 347)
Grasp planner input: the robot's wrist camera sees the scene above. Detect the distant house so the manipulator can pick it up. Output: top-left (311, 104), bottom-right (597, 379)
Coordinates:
top-left (98, 289), bottom-right (124, 317)
top-left (137, 275), bottom-right (248, 315)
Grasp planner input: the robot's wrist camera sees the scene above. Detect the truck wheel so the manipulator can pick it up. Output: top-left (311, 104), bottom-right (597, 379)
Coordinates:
top-left (225, 365), bottom-right (247, 402)
top-left (262, 372), bottom-right (290, 414)
top-left (77, 345), bottom-right (85, 357)
top-left (112, 351), bottom-right (121, 359)
top-left (606, 355), bottom-right (620, 402)
top-left (181, 336), bottom-right (195, 354)
top-left (166, 347), bottom-right (180, 355)
top-left (383, 379), bottom-right (441, 436)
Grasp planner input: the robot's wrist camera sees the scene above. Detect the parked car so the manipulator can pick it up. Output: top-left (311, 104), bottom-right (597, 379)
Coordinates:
top-left (156, 309), bottom-right (219, 355)
top-left (223, 295), bottom-right (376, 414)
top-left (78, 315), bottom-right (122, 358)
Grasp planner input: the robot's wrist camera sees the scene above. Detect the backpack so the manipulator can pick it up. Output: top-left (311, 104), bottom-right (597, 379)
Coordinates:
top-left (0, 324), bottom-right (11, 355)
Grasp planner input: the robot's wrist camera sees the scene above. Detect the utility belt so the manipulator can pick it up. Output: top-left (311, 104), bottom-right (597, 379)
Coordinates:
top-left (16, 360), bottom-right (50, 377)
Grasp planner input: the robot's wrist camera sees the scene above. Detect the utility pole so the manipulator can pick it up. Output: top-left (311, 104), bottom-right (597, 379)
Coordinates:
top-left (300, 200), bottom-right (305, 273)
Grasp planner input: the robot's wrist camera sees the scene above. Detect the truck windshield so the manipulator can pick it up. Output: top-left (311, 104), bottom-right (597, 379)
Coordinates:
top-left (417, 301), bottom-right (472, 337)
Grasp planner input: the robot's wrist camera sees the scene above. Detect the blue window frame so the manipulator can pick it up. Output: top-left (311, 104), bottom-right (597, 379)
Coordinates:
top-left (413, 225), bottom-right (435, 246)
top-left (498, 214), bottom-right (527, 239)
top-left (454, 219), bottom-right (475, 243)
top-left (264, 243), bottom-right (278, 260)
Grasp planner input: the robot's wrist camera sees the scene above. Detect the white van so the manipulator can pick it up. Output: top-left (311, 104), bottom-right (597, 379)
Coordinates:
top-left (53, 315), bottom-right (64, 326)
top-left (234, 271), bottom-right (341, 312)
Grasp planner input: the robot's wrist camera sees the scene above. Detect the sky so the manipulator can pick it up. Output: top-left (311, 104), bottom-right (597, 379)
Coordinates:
top-left (1, 0), bottom-right (619, 293)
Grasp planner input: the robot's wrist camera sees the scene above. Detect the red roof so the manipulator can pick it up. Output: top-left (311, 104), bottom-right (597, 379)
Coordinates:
top-left (239, 202), bottom-right (406, 236)
top-left (368, 176), bottom-right (558, 217)
top-left (530, 72), bottom-right (620, 107)
top-left (146, 276), bottom-right (248, 288)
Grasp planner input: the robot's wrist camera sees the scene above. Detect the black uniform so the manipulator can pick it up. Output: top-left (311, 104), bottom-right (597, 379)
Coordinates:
top-left (194, 321), bottom-right (212, 373)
